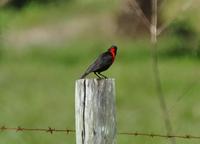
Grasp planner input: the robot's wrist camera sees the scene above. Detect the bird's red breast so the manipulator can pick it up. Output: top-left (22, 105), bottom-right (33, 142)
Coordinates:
top-left (109, 47), bottom-right (116, 63)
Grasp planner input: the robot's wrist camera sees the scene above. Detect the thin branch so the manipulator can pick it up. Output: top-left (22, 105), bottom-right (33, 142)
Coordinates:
top-left (151, 0), bottom-right (157, 43)
top-left (168, 79), bottom-right (199, 113)
top-left (157, 0), bottom-right (194, 36)
top-left (128, 0), bottom-right (151, 31)
top-left (150, 0), bottom-right (176, 144)
top-left (159, 0), bottom-right (168, 12)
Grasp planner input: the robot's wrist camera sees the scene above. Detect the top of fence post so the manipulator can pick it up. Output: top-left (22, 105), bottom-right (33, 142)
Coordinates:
top-left (75, 78), bottom-right (116, 144)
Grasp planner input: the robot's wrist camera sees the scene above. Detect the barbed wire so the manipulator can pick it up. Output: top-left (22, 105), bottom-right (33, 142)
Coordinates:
top-left (0, 126), bottom-right (75, 134)
top-left (1, 126), bottom-right (200, 140)
top-left (119, 132), bottom-right (200, 139)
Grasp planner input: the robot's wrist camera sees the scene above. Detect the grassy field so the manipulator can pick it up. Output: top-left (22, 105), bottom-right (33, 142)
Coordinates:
top-left (0, 0), bottom-right (200, 144)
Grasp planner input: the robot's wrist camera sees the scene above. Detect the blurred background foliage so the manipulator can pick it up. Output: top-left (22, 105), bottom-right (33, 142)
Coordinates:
top-left (0, 0), bottom-right (200, 144)
top-left (2, 0), bottom-right (70, 9)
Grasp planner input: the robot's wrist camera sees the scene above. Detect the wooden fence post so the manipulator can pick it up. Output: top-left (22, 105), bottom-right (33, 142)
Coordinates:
top-left (75, 78), bottom-right (116, 144)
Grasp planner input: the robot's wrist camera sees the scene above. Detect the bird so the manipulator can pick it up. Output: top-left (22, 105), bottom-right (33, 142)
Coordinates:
top-left (80, 45), bottom-right (117, 79)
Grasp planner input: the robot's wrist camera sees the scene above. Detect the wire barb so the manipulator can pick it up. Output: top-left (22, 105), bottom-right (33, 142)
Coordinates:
top-left (16, 126), bottom-right (23, 132)
top-left (47, 127), bottom-right (54, 134)
top-left (1, 126), bottom-right (6, 131)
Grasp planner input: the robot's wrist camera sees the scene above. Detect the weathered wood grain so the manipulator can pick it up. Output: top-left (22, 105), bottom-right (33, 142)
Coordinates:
top-left (75, 79), bottom-right (116, 144)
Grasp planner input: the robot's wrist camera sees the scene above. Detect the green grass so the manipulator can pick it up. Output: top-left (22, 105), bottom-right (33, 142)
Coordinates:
top-left (0, 39), bottom-right (200, 144)
top-left (1, 0), bottom-right (200, 144)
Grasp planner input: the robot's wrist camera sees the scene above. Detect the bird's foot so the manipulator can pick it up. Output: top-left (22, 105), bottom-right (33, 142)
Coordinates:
top-left (98, 73), bottom-right (107, 79)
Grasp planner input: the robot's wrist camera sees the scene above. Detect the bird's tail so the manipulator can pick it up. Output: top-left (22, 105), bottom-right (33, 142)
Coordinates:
top-left (80, 72), bottom-right (89, 79)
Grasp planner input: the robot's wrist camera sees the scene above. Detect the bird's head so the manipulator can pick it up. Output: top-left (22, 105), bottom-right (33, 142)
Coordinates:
top-left (108, 45), bottom-right (117, 56)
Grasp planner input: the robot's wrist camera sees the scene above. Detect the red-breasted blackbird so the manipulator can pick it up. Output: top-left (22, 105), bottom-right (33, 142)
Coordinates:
top-left (80, 45), bottom-right (117, 79)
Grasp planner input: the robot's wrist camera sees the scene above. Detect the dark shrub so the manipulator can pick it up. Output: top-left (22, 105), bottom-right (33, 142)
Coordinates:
top-left (161, 19), bottom-right (200, 58)
top-left (4, 0), bottom-right (70, 9)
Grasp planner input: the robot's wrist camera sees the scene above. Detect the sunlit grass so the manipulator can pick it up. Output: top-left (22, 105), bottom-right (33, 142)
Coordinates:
top-left (0, 0), bottom-right (120, 30)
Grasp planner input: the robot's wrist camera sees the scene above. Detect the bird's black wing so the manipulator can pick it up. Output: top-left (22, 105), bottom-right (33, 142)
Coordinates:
top-left (80, 52), bottom-right (112, 78)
